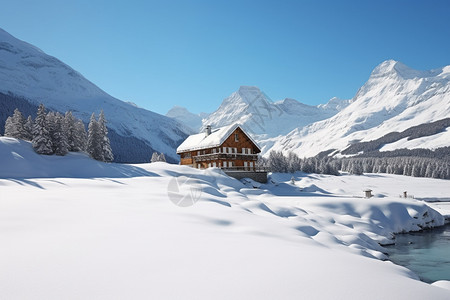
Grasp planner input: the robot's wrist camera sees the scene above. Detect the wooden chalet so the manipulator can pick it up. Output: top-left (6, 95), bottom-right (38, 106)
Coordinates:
top-left (177, 124), bottom-right (267, 182)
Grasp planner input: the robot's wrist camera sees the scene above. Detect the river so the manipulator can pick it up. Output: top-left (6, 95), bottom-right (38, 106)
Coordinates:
top-left (385, 222), bottom-right (450, 283)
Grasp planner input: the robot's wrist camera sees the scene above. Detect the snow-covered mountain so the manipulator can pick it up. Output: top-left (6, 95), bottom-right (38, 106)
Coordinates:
top-left (203, 86), bottom-right (346, 136)
top-left (0, 28), bottom-right (190, 162)
top-left (165, 106), bottom-right (209, 131)
top-left (198, 86), bottom-right (349, 153)
top-left (270, 60), bottom-right (450, 157)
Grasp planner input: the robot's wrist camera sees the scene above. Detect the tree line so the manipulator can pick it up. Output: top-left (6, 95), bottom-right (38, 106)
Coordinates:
top-left (342, 118), bottom-right (450, 155)
top-left (2, 104), bottom-right (113, 162)
top-left (262, 150), bottom-right (450, 180)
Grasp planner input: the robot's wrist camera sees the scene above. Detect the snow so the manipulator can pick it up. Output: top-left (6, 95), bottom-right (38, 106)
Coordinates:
top-left (0, 28), bottom-right (190, 160)
top-left (270, 60), bottom-right (450, 157)
top-left (380, 128), bottom-right (450, 151)
top-left (174, 60), bottom-right (450, 159)
top-left (200, 86), bottom-right (348, 154)
top-left (176, 123), bottom-right (260, 153)
top-left (1, 137), bottom-right (450, 299)
top-left (432, 281), bottom-right (450, 291)
top-left (166, 105), bottom-right (209, 132)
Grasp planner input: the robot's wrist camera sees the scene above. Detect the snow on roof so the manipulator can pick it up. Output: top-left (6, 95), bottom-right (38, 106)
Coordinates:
top-left (176, 123), bottom-right (261, 153)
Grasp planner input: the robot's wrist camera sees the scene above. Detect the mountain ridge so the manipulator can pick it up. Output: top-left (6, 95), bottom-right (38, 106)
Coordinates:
top-left (270, 60), bottom-right (450, 157)
top-left (0, 28), bottom-right (190, 162)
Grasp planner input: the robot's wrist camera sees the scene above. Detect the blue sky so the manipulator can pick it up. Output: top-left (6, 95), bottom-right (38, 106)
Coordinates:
top-left (1, 0), bottom-right (449, 115)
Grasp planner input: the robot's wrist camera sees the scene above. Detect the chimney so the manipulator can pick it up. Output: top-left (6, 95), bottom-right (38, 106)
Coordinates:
top-left (205, 125), bottom-right (211, 137)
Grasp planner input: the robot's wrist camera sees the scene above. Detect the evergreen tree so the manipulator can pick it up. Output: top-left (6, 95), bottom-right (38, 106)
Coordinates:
top-left (87, 113), bottom-right (103, 161)
top-left (411, 164), bottom-right (421, 177)
top-left (4, 108), bottom-right (27, 139)
top-left (32, 104), bottom-right (53, 155)
top-left (158, 152), bottom-right (166, 162)
top-left (73, 120), bottom-right (87, 152)
top-left (4, 117), bottom-right (13, 137)
top-left (287, 152), bottom-right (301, 173)
top-left (98, 110), bottom-right (113, 162)
top-left (24, 115), bottom-right (33, 141)
top-left (50, 112), bottom-right (68, 156)
top-left (350, 161), bottom-right (363, 175)
top-left (64, 111), bottom-right (77, 151)
top-left (151, 152), bottom-right (160, 162)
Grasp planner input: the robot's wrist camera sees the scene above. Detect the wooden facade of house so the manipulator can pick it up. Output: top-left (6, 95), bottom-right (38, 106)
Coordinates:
top-left (177, 124), bottom-right (261, 171)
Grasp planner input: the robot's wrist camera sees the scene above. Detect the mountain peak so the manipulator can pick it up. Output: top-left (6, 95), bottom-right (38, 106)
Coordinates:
top-left (236, 86), bottom-right (264, 103)
top-left (238, 85), bottom-right (261, 93)
top-left (370, 60), bottom-right (426, 80)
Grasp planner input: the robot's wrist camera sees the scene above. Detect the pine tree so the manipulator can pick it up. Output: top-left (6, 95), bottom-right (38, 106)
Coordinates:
top-left (73, 120), bottom-right (87, 152)
top-left (32, 104), bottom-right (53, 155)
top-left (151, 152), bottom-right (160, 162)
top-left (87, 113), bottom-right (103, 161)
top-left (411, 164), bottom-right (421, 177)
top-left (4, 117), bottom-right (13, 137)
top-left (4, 108), bottom-right (27, 139)
top-left (158, 153), bottom-right (166, 162)
top-left (24, 115), bottom-right (33, 141)
top-left (350, 161), bottom-right (363, 175)
top-left (98, 110), bottom-right (113, 162)
top-left (64, 111), bottom-right (77, 151)
top-left (51, 112), bottom-right (68, 156)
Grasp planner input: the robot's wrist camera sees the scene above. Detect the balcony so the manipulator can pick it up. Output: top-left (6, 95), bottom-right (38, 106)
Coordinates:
top-left (221, 166), bottom-right (269, 172)
top-left (193, 152), bottom-right (258, 162)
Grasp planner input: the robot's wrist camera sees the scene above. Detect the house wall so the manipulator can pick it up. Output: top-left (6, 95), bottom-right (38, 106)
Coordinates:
top-left (179, 127), bottom-right (260, 168)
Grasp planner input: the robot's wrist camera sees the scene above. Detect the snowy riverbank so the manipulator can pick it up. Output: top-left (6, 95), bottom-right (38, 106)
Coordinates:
top-left (1, 137), bottom-right (450, 299)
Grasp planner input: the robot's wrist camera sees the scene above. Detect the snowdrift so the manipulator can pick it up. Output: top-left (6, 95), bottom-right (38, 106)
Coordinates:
top-left (0, 137), bottom-right (154, 178)
top-left (1, 138), bottom-right (449, 299)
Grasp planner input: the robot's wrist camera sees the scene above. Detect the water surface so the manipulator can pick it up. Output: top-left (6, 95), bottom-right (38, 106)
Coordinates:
top-left (385, 223), bottom-right (450, 283)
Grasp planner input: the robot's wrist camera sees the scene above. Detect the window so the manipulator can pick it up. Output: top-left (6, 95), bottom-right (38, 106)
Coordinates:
top-left (213, 162), bottom-right (216, 167)
top-left (223, 147), bottom-right (227, 153)
top-left (235, 133), bottom-right (239, 142)
top-left (234, 148), bottom-right (237, 153)
top-left (223, 161), bottom-right (227, 168)
top-left (212, 148), bottom-right (216, 154)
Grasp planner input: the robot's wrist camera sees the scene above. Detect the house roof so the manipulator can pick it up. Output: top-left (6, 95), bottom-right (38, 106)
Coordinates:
top-left (176, 123), bottom-right (261, 153)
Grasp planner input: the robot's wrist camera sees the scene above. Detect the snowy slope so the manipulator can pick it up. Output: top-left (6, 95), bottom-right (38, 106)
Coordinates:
top-left (0, 28), bottom-right (190, 161)
top-left (0, 137), bottom-right (153, 178)
top-left (271, 60), bottom-right (450, 157)
top-left (201, 86), bottom-right (349, 153)
top-left (380, 128), bottom-right (450, 152)
top-left (166, 105), bottom-right (209, 131)
top-left (1, 138), bottom-right (450, 299)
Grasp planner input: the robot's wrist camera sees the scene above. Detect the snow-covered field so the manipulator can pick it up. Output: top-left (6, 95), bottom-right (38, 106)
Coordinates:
top-left (1, 137), bottom-right (450, 299)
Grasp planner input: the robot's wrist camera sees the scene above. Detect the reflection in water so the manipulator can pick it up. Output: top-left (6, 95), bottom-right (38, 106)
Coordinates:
top-left (385, 223), bottom-right (450, 283)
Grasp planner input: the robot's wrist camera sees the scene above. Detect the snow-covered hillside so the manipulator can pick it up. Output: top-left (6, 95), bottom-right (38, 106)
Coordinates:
top-left (199, 86), bottom-right (349, 153)
top-left (1, 136), bottom-right (450, 299)
top-left (271, 60), bottom-right (450, 157)
top-left (0, 28), bottom-right (190, 162)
